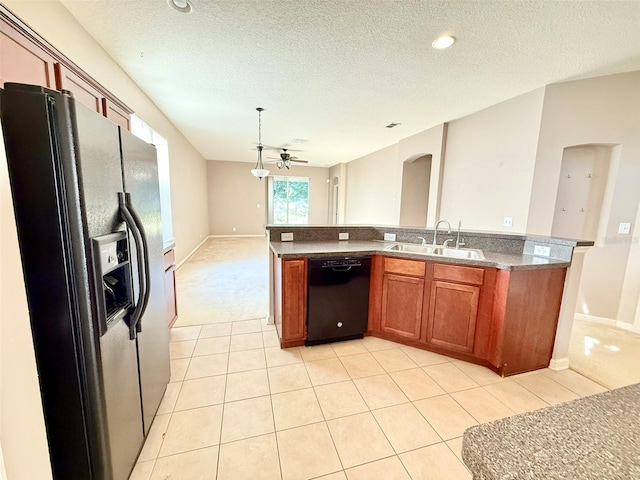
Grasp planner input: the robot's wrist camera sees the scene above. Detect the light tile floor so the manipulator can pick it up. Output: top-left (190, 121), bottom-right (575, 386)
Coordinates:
top-left (131, 320), bottom-right (608, 480)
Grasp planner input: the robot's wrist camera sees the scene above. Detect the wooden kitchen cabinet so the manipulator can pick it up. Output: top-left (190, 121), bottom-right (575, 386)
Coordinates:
top-left (273, 255), bottom-right (307, 347)
top-left (55, 63), bottom-right (105, 114)
top-left (1, 6), bottom-right (132, 129)
top-left (489, 268), bottom-right (566, 376)
top-left (424, 263), bottom-right (484, 354)
top-left (102, 98), bottom-right (131, 131)
top-left (163, 249), bottom-right (178, 327)
top-left (0, 17), bottom-right (56, 88)
top-left (380, 258), bottom-right (426, 340)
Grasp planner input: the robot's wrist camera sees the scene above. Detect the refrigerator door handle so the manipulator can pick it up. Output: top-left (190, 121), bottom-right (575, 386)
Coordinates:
top-left (118, 192), bottom-right (147, 340)
top-left (125, 192), bottom-right (151, 334)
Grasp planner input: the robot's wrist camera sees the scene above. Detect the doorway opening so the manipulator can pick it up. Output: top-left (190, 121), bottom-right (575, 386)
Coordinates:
top-left (399, 154), bottom-right (432, 227)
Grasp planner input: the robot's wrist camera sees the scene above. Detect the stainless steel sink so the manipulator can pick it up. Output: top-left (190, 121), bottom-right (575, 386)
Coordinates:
top-left (437, 248), bottom-right (485, 260)
top-left (385, 243), bottom-right (485, 260)
top-left (386, 243), bottom-right (440, 254)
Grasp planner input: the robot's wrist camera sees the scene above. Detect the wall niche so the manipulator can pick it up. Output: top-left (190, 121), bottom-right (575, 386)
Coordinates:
top-left (551, 145), bottom-right (613, 241)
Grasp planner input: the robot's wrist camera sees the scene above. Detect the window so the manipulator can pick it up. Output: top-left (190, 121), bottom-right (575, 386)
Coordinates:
top-left (270, 176), bottom-right (310, 224)
top-left (130, 115), bottom-right (174, 245)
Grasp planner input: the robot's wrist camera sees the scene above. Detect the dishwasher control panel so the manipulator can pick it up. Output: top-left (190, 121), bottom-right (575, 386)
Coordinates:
top-left (320, 258), bottom-right (364, 268)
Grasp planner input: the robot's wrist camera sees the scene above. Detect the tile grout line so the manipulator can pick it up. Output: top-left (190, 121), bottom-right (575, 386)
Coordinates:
top-left (148, 328), bottom-right (202, 474)
top-left (301, 351), bottom-right (347, 476)
top-left (213, 325), bottom-right (232, 480)
top-left (263, 344), bottom-right (285, 480)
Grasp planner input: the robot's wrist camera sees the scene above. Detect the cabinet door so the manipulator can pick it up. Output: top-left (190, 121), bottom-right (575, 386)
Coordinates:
top-left (426, 280), bottom-right (479, 353)
top-left (380, 273), bottom-right (424, 340)
top-left (0, 19), bottom-right (56, 87)
top-left (102, 98), bottom-right (131, 131)
top-left (55, 63), bottom-right (105, 114)
top-left (282, 259), bottom-right (307, 342)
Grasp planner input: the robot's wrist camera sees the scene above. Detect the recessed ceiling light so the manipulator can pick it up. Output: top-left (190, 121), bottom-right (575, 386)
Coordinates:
top-left (432, 35), bottom-right (456, 49)
top-left (167, 0), bottom-right (193, 14)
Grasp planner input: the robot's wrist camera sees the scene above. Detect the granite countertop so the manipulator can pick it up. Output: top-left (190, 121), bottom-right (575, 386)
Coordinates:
top-left (269, 240), bottom-right (570, 271)
top-left (461, 383), bottom-right (640, 479)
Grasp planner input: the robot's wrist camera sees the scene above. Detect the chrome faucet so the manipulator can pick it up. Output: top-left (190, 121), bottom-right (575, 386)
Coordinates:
top-left (432, 220), bottom-right (452, 245)
top-left (455, 220), bottom-right (466, 249)
top-left (417, 236), bottom-right (428, 246)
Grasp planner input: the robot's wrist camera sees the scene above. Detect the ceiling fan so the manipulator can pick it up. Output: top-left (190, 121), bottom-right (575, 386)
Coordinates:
top-left (267, 149), bottom-right (309, 170)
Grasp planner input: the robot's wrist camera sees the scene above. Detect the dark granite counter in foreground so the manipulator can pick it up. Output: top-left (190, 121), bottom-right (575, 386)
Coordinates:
top-left (269, 239), bottom-right (570, 271)
top-left (462, 383), bottom-right (640, 479)
top-left (266, 225), bottom-right (591, 271)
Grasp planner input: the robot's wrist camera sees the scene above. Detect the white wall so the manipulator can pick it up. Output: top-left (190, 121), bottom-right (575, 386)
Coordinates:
top-left (345, 124), bottom-right (447, 226)
top-left (528, 71), bottom-right (640, 324)
top-left (345, 144), bottom-right (400, 225)
top-left (439, 88), bottom-right (545, 232)
top-left (207, 160), bottom-right (330, 234)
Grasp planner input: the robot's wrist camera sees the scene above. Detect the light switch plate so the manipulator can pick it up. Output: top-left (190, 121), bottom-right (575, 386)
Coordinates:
top-left (281, 232), bottom-right (294, 242)
top-left (384, 233), bottom-right (397, 241)
top-left (339, 232), bottom-right (349, 240)
top-left (503, 216), bottom-right (514, 227)
top-left (534, 245), bottom-right (551, 257)
top-left (618, 222), bottom-right (631, 234)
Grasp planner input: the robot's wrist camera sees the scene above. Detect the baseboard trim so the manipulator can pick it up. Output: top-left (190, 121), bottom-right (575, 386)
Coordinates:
top-left (176, 236), bottom-right (209, 270)
top-left (209, 234), bottom-right (266, 238)
top-left (549, 358), bottom-right (570, 371)
top-left (575, 313), bottom-right (640, 333)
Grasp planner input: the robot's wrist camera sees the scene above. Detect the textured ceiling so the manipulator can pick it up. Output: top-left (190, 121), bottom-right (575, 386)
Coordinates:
top-left (59, 0), bottom-right (640, 167)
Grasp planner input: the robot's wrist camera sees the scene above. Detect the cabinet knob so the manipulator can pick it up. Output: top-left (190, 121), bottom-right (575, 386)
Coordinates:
top-left (337, 322), bottom-right (343, 328)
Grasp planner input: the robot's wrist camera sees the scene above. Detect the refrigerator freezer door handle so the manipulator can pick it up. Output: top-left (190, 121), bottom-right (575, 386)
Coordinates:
top-left (118, 192), bottom-right (147, 340)
top-left (125, 193), bottom-right (151, 333)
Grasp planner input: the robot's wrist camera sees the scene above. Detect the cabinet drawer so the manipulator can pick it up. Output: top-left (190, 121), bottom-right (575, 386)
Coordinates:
top-left (433, 263), bottom-right (484, 285)
top-left (163, 249), bottom-right (176, 271)
top-left (384, 257), bottom-right (426, 277)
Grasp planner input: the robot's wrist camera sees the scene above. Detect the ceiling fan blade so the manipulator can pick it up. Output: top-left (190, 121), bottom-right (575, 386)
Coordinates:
top-left (290, 159), bottom-right (309, 163)
top-left (279, 147), bottom-right (304, 153)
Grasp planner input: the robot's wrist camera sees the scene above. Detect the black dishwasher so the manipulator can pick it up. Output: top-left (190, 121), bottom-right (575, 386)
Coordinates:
top-left (306, 256), bottom-right (371, 346)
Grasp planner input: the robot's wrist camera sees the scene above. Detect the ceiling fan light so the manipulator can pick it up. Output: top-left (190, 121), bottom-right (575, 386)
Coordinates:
top-left (251, 168), bottom-right (269, 179)
top-left (251, 108), bottom-right (269, 179)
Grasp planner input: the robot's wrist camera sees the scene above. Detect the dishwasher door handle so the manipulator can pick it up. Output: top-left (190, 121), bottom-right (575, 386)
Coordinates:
top-left (330, 266), bottom-right (352, 272)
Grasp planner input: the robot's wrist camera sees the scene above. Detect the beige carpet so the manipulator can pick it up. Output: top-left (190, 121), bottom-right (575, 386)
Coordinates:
top-left (568, 318), bottom-right (640, 389)
top-left (173, 236), bottom-right (269, 327)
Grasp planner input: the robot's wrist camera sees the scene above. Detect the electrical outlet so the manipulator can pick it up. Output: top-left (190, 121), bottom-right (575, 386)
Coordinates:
top-left (618, 222), bottom-right (631, 234)
top-left (534, 245), bottom-right (551, 257)
top-left (503, 216), bottom-right (514, 227)
top-left (384, 233), bottom-right (397, 241)
top-left (281, 232), bottom-right (294, 242)
top-left (339, 232), bottom-right (349, 240)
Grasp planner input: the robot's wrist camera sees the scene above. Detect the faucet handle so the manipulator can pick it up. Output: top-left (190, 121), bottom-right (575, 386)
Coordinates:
top-left (443, 239), bottom-right (454, 249)
top-left (417, 236), bottom-right (427, 246)
top-left (456, 238), bottom-right (466, 249)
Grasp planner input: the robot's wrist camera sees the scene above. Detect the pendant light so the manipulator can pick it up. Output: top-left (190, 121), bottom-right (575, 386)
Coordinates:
top-left (251, 107), bottom-right (269, 179)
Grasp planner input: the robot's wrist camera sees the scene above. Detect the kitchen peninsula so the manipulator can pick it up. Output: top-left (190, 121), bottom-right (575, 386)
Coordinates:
top-left (267, 225), bottom-right (592, 377)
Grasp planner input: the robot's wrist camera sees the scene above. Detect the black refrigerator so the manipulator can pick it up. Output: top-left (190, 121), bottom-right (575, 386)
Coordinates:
top-left (0, 83), bottom-right (170, 480)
